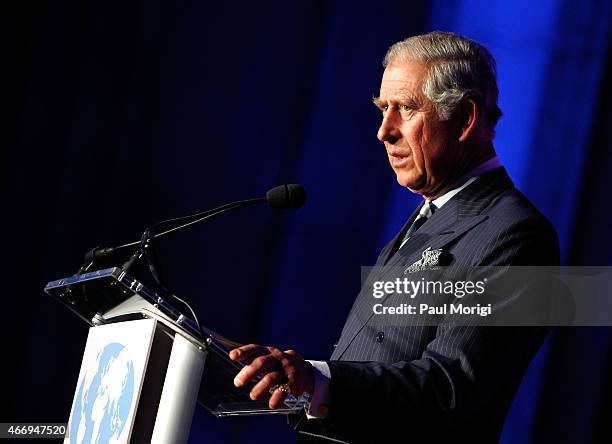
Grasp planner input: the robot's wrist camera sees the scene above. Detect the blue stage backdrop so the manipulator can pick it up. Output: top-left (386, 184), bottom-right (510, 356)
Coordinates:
top-left (2, 1), bottom-right (611, 443)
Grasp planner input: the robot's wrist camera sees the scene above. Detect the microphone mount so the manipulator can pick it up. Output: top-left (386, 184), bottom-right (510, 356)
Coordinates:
top-left (75, 184), bottom-right (307, 335)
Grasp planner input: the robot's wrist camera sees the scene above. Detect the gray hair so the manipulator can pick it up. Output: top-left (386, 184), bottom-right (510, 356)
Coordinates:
top-left (384, 31), bottom-right (502, 129)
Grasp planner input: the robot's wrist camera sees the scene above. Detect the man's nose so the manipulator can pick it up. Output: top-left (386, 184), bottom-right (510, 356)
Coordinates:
top-left (377, 114), bottom-right (399, 143)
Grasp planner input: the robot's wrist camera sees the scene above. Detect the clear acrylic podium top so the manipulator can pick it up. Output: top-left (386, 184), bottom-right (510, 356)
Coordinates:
top-left (45, 267), bottom-right (309, 416)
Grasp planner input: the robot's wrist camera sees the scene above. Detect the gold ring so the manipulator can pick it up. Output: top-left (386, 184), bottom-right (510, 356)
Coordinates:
top-left (277, 383), bottom-right (290, 394)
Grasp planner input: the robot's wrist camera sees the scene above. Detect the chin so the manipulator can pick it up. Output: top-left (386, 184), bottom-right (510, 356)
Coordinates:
top-left (395, 172), bottom-right (422, 190)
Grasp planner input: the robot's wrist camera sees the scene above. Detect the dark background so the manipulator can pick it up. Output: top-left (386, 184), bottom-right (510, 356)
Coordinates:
top-left (2, 0), bottom-right (612, 443)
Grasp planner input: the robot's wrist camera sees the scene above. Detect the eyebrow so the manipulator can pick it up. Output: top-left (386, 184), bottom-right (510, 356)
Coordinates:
top-left (372, 94), bottom-right (420, 109)
top-left (372, 96), bottom-right (385, 108)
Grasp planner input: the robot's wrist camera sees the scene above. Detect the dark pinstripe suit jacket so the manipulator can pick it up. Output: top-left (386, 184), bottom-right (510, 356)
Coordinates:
top-left (298, 167), bottom-right (559, 443)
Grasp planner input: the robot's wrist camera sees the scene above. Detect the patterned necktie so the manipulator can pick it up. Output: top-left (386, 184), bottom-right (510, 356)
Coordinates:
top-left (399, 201), bottom-right (436, 249)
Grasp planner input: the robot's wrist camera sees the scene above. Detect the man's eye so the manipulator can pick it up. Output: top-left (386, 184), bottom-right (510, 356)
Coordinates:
top-left (401, 104), bottom-right (412, 111)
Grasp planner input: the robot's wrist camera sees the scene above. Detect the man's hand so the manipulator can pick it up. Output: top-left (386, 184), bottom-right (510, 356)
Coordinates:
top-left (229, 344), bottom-right (314, 409)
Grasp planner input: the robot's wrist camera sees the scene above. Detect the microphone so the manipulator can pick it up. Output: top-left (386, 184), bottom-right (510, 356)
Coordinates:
top-left (80, 184), bottom-right (307, 265)
top-left (266, 184), bottom-right (307, 209)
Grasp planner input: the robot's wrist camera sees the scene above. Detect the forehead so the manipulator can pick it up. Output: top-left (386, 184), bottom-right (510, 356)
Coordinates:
top-left (379, 60), bottom-right (428, 101)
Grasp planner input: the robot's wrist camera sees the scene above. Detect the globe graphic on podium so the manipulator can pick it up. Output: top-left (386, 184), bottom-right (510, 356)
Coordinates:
top-left (70, 343), bottom-right (135, 444)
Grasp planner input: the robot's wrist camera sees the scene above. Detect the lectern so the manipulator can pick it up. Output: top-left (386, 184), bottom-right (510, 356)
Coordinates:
top-left (45, 267), bottom-right (309, 444)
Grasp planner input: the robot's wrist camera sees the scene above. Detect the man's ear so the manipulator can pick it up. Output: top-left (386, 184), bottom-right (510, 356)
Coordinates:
top-left (458, 98), bottom-right (479, 142)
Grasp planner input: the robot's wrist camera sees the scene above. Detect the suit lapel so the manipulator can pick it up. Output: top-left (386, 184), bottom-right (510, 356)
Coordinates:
top-left (382, 214), bottom-right (489, 272)
top-left (332, 168), bottom-right (513, 360)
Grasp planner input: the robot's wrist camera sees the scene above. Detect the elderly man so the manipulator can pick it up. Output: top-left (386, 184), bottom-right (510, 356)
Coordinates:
top-left (230, 31), bottom-right (559, 443)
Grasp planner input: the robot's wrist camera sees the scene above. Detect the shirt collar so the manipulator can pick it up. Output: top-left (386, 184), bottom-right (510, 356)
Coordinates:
top-left (427, 156), bottom-right (502, 209)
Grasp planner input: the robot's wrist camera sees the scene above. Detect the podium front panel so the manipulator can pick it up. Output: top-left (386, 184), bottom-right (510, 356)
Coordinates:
top-left (65, 319), bottom-right (157, 444)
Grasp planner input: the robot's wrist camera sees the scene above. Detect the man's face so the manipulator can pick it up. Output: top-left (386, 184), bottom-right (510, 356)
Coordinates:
top-left (375, 60), bottom-right (462, 198)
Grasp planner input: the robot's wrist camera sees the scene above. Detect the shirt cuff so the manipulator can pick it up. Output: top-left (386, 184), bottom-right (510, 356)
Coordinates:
top-left (305, 360), bottom-right (331, 419)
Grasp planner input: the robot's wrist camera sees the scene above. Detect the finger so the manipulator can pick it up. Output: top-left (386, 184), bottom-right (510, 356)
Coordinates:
top-left (268, 385), bottom-right (289, 409)
top-left (232, 345), bottom-right (283, 362)
top-left (253, 351), bottom-right (300, 393)
top-left (234, 354), bottom-right (281, 387)
top-left (284, 349), bottom-right (302, 359)
top-left (229, 344), bottom-right (269, 361)
top-left (249, 371), bottom-right (283, 400)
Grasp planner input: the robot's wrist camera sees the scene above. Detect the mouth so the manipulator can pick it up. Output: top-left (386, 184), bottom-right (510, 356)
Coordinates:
top-left (388, 152), bottom-right (411, 168)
